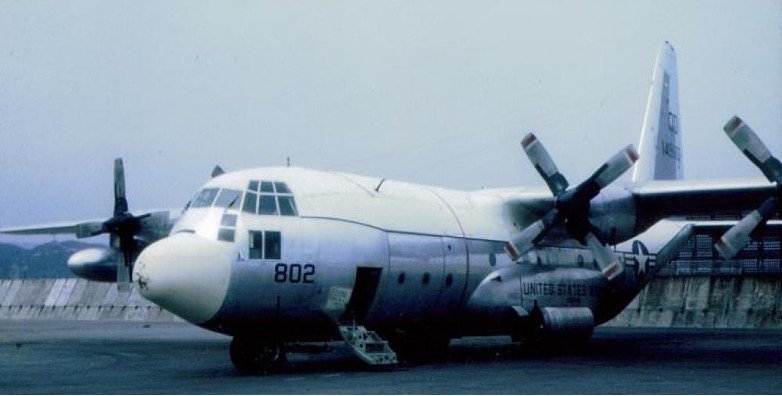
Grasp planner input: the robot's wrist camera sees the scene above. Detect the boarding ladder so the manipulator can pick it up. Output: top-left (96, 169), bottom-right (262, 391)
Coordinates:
top-left (338, 323), bottom-right (398, 366)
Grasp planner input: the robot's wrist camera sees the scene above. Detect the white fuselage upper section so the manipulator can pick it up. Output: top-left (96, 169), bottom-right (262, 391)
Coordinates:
top-left (172, 166), bottom-right (550, 244)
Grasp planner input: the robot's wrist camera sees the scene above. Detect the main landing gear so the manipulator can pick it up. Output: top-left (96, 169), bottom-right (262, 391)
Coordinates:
top-left (229, 336), bottom-right (286, 374)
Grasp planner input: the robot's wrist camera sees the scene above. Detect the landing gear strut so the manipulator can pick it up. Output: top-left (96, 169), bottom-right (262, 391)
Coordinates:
top-left (229, 336), bottom-right (286, 374)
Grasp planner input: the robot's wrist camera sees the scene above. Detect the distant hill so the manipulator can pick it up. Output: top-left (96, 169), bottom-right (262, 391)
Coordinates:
top-left (0, 241), bottom-right (104, 279)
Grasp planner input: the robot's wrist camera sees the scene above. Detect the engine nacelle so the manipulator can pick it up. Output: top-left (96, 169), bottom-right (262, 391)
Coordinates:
top-left (536, 307), bottom-right (595, 340)
top-left (589, 186), bottom-right (636, 244)
top-left (67, 248), bottom-right (117, 282)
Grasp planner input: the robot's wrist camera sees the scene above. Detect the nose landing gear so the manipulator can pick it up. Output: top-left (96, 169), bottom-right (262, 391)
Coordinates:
top-left (229, 336), bottom-right (286, 374)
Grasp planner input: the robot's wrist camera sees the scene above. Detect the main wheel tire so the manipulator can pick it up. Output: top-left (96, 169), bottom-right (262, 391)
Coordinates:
top-left (230, 336), bottom-right (286, 374)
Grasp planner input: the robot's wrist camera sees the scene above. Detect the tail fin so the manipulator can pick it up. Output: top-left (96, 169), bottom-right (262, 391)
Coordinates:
top-left (632, 41), bottom-right (683, 183)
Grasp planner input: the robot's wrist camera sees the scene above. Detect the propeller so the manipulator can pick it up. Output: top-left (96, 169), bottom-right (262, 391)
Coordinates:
top-left (505, 134), bottom-right (639, 281)
top-left (715, 116), bottom-right (781, 259)
top-left (73, 158), bottom-right (154, 289)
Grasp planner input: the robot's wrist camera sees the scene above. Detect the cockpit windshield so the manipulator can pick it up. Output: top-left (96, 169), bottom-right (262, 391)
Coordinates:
top-left (190, 188), bottom-right (219, 208)
top-left (242, 180), bottom-right (298, 216)
top-left (183, 181), bottom-right (297, 216)
top-left (214, 189), bottom-right (242, 209)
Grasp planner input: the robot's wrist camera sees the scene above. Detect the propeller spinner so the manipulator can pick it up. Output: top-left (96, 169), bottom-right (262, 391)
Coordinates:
top-left (505, 134), bottom-right (639, 281)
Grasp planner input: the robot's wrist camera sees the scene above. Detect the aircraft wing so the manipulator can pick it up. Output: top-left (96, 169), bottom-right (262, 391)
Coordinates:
top-left (0, 220), bottom-right (105, 236)
top-left (0, 209), bottom-right (180, 241)
top-left (685, 219), bottom-right (782, 233)
top-left (633, 177), bottom-right (777, 228)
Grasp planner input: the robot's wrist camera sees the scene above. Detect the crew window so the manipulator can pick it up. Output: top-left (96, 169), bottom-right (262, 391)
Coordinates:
top-left (243, 180), bottom-right (298, 217)
top-left (248, 231), bottom-right (281, 260)
top-left (217, 228), bottom-right (235, 242)
top-left (243, 192), bottom-right (258, 214)
top-left (259, 195), bottom-right (278, 215)
top-left (221, 214), bottom-right (237, 227)
top-left (260, 181), bottom-right (274, 193)
top-left (214, 189), bottom-right (242, 209)
top-left (191, 188), bottom-right (219, 208)
top-left (265, 231), bottom-right (281, 260)
top-left (274, 182), bottom-right (291, 194)
top-left (278, 196), bottom-right (297, 216)
top-left (249, 231), bottom-right (264, 259)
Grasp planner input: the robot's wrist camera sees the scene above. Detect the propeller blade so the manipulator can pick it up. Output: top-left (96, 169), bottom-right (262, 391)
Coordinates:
top-left (116, 235), bottom-right (137, 290)
top-left (513, 137), bottom-right (638, 267)
top-left (114, 158), bottom-right (128, 216)
top-left (116, 252), bottom-right (131, 291)
top-left (715, 197), bottom-right (778, 259)
top-left (505, 209), bottom-right (558, 261)
top-left (723, 116), bottom-right (782, 184)
top-left (521, 133), bottom-right (569, 196)
top-left (588, 145), bottom-right (639, 191)
top-left (559, 145), bottom-right (639, 212)
top-left (584, 232), bottom-right (624, 281)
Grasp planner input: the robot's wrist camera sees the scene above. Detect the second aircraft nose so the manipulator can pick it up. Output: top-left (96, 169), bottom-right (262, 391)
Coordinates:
top-left (134, 232), bottom-right (233, 324)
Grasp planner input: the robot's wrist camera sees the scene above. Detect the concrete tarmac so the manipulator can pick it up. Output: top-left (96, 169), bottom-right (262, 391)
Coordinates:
top-left (1, 320), bottom-right (781, 394)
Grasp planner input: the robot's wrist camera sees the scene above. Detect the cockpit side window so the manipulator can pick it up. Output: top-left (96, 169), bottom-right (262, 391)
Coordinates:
top-left (242, 192), bottom-right (258, 214)
top-left (214, 189), bottom-right (242, 209)
top-left (191, 188), bottom-right (219, 208)
top-left (278, 195), bottom-right (297, 216)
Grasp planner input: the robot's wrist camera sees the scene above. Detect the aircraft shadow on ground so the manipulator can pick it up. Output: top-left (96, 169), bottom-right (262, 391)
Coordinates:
top-left (181, 332), bottom-right (782, 378)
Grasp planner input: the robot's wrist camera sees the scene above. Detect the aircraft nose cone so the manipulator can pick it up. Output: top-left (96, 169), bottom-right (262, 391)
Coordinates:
top-left (134, 233), bottom-right (233, 324)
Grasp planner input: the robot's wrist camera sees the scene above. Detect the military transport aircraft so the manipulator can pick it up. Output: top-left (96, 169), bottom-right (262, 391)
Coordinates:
top-left (2, 42), bottom-right (780, 373)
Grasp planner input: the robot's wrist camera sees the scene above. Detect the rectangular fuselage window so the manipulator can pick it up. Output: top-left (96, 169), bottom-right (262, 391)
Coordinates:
top-left (221, 214), bottom-right (237, 227)
top-left (249, 231), bottom-right (264, 259)
top-left (248, 230), bottom-right (281, 260)
top-left (218, 228), bottom-right (235, 242)
top-left (265, 231), bottom-right (281, 260)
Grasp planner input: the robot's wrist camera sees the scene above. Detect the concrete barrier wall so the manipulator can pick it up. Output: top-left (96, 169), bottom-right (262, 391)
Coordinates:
top-left (1, 277), bottom-right (781, 328)
top-left (606, 276), bottom-right (782, 328)
top-left (0, 279), bottom-right (181, 322)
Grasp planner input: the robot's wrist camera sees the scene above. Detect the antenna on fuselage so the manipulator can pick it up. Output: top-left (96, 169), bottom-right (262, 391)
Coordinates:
top-left (211, 165), bottom-right (225, 178)
top-left (374, 179), bottom-right (386, 193)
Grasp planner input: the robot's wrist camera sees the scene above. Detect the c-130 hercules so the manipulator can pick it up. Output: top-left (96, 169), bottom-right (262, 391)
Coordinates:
top-left (3, 42), bottom-right (780, 373)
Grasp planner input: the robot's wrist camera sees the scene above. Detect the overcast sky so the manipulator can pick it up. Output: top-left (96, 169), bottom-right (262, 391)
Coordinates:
top-left (1, 1), bottom-right (780, 245)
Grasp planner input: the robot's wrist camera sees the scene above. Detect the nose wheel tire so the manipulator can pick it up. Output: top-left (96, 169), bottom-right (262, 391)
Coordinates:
top-left (230, 336), bottom-right (286, 374)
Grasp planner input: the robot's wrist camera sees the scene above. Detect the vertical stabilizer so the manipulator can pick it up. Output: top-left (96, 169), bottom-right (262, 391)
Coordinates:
top-left (632, 42), bottom-right (683, 183)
